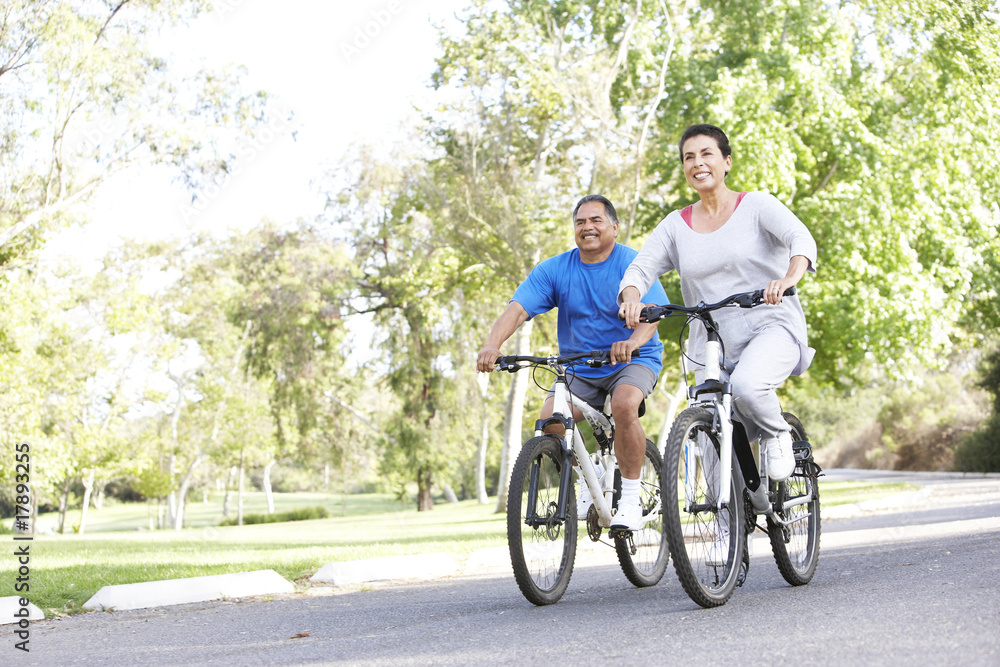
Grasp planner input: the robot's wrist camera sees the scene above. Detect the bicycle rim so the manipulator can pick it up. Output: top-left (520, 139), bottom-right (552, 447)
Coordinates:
top-left (767, 413), bottom-right (821, 585)
top-left (615, 439), bottom-right (669, 587)
top-left (663, 407), bottom-right (744, 608)
top-left (507, 436), bottom-right (577, 605)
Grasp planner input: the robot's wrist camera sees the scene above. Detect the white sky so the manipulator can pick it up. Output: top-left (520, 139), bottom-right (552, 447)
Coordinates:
top-left (46, 0), bottom-right (471, 263)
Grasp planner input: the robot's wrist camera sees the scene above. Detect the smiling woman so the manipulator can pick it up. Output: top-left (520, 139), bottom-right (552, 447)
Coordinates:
top-left (619, 123), bottom-right (818, 484)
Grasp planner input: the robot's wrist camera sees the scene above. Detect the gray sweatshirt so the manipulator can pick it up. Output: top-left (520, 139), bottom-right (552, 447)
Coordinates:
top-left (618, 191), bottom-right (818, 376)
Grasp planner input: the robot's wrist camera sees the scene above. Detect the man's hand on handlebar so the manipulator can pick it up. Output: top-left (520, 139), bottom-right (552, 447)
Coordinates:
top-left (609, 339), bottom-right (638, 366)
top-left (477, 345), bottom-right (502, 373)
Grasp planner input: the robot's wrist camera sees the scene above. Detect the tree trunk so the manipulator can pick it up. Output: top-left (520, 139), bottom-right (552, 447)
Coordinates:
top-left (237, 448), bottom-right (245, 526)
top-left (476, 372), bottom-right (490, 504)
top-left (417, 467), bottom-right (434, 511)
top-left (172, 452), bottom-right (205, 530)
top-left (263, 460), bottom-right (275, 513)
top-left (657, 377), bottom-right (687, 456)
top-left (495, 318), bottom-right (533, 513)
top-left (58, 476), bottom-right (71, 534)
top-left (442, 484), bottom-right (458, 503)
top-left (78, 469), bottom-right (95, 535)
top-left (92, 479), bottom-right (105, 510)
top-left (166, 452), bottom-right (178, 529)
top-left (222, 465), bottom-right (236, 518)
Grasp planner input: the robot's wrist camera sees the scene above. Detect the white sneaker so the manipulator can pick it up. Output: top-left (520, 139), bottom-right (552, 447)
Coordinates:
top-left (610, 497), bottom-right (643, 532)
top-left (765, 431), bottom-right (795, 481)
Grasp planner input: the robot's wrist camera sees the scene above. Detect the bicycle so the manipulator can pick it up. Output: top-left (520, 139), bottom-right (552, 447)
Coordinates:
top-left (497, 350), bottom-right (669, 605)
top-left (639, 288), bottom-right (822, 608)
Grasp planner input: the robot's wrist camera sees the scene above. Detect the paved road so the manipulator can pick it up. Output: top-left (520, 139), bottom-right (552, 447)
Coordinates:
top-left (18, 474), bottom-right (1000, 666)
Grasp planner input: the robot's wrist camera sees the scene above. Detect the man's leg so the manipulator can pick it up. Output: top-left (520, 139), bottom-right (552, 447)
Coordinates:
top-left (610, 383), bottom-right (646, 479)
top-left (538, 396), bottom-right (584, 438)
top-left (608, 369), bottom-right (656, 531)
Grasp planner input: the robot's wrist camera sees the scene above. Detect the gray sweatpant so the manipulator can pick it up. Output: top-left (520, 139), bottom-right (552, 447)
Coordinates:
top-left (727, 327), bottom-right (801, 442)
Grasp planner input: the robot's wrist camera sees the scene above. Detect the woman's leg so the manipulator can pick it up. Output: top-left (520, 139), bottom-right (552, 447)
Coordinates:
top-left (729, 328), bottom-right (800, 440)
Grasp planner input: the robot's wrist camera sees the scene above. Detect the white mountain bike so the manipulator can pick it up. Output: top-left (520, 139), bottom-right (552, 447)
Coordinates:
top-left (640, 287), bottom-right (822, 608)
top-left (497, 350), bottom-right (669, 605)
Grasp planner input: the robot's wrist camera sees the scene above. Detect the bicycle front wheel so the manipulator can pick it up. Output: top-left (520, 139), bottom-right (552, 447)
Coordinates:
top-left (767, 412), bottom-right (821, 586)
top-left (614, 438), bottom-right (669, 587)
top-left (507, 435), bottom-right (577, 605)
top-left (663, 407), bottom-right (745, 608)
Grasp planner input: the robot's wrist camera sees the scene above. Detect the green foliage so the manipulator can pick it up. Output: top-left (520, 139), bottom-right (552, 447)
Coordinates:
top-left (641, 0), bottom-right (1000, 386)
top-left (955, 346), bottom-right (1000, 472)
top-left (218, 506), bottom-right (329, 526)
top-left (0, 0), bottom-right (269, 271)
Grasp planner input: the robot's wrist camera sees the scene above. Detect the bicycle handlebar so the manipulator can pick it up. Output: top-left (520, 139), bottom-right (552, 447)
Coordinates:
top-left (638, 286), bottom-right (797, 324)
top-left (495, 349), bottom-right (639, 373)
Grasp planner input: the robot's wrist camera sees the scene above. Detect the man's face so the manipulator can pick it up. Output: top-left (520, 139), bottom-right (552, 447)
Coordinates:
top-left (574, 201), bottom-right (618, 256)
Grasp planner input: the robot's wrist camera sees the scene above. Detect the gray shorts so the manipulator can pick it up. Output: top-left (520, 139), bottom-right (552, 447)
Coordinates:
top-left (550, 363), bottom-right (658, 412)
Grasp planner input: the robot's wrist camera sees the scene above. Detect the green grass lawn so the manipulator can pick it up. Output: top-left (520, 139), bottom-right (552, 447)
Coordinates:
top-left (2, 480), bottom-right (916, 617)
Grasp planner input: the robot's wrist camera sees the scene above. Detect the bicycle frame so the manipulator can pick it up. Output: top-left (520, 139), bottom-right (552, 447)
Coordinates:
top-left (508, 353), bottom-right (659, 530)
top-left (645, 289), bottom-right (813, 523)
top-left (536, 365), bottom-right (618, 525)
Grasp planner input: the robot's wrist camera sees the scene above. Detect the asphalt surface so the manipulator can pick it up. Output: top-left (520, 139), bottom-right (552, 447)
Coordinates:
top-left (13, 471), bottom-right (1000, 666)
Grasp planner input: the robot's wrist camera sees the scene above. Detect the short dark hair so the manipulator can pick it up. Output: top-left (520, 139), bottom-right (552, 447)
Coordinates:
top-left (678, 124), bottom-right (732, 162)
top-left (572, 194), bottom-right (619, 224)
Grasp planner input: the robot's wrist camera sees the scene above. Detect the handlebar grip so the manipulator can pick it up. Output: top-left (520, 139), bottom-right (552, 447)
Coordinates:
top-left (784, 286), bottom-right (797, 297)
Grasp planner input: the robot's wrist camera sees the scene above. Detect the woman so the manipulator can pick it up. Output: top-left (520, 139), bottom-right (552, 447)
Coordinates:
top-left (617, 124), bottom-right (817, 481)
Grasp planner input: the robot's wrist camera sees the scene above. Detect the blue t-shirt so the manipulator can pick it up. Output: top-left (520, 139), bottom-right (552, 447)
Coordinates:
top-left (511, 243), bottom-right (667, 379)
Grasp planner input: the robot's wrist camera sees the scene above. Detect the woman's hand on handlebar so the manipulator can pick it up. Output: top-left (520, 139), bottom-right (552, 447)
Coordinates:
top-left (763, 278), bottom-right (797, 305)
top-left (618, 286), bottom-right (645, 329)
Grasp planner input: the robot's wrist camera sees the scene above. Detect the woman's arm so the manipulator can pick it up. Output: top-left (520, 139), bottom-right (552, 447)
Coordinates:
top-left (763, 254), bottom-right (810, 305)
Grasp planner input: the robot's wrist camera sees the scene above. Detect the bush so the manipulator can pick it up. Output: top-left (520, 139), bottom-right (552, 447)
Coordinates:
top-left (955, 420), bottom-right (1000, 472)
top-left (219, 506), bottom-right (329, 526)
top-left (955, 346), bottom-right (1000, 473)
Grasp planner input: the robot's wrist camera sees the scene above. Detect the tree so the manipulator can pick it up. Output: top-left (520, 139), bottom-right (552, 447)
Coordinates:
top-left (328, 149), bottom-right (478, 510)
top-left (640, 0), bottom-right (1000, 386)
top-left (0, 0), bottom-right (270, 271)
top-left (428, 0), bottom-right (680, 510)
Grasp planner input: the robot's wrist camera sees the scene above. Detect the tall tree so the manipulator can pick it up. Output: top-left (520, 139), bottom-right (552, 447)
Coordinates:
top-left (641, 0), bottom-right (1000, 386)
top-left (0, 0), bottom-right (270, 270)
top-left (428, 0), bottom-right (679, 510)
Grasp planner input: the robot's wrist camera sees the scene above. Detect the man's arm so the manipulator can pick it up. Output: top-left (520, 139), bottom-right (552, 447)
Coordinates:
top-left (477, 301), bottom-right (530, 372)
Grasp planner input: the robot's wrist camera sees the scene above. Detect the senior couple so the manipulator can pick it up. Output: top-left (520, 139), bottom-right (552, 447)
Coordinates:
top-left (476, 124), bottom-right (817, 533)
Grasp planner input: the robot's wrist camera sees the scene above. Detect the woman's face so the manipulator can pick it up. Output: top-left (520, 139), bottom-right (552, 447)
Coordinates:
top-left (681, 134), bottom-right (732, 193)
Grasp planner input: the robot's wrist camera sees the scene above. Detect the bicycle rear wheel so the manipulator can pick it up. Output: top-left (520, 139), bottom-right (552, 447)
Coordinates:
top-left (767, 412), bottom-right (821, 585)
top-left (663, 407), bottom-right (744, 608)
top-left (507, 435), bottom-right (577, 605)
top-left (614, 438), bottom-right (669, 587)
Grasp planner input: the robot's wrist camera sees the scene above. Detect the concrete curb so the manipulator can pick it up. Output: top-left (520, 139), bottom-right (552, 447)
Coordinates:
top-left (82, 569), bottom-right (294, 612)
top-left (0, 596), bottom-right (44, 624)
top-left (311, 553), bottom-right (460, 586)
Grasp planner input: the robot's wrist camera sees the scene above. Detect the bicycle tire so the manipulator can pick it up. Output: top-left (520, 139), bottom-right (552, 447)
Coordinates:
top-left (507, 435), bottom-right (577, 605)
top-left (662, 407), bottom-right (745, 608)
top-left (614, 438), bottom-right (669, 587)
top-left (767, 412), bottom-right (821, 586)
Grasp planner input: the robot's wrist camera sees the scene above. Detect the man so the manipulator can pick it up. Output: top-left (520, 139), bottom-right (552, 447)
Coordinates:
top-left (476, 194), bottom-right (668, 531)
